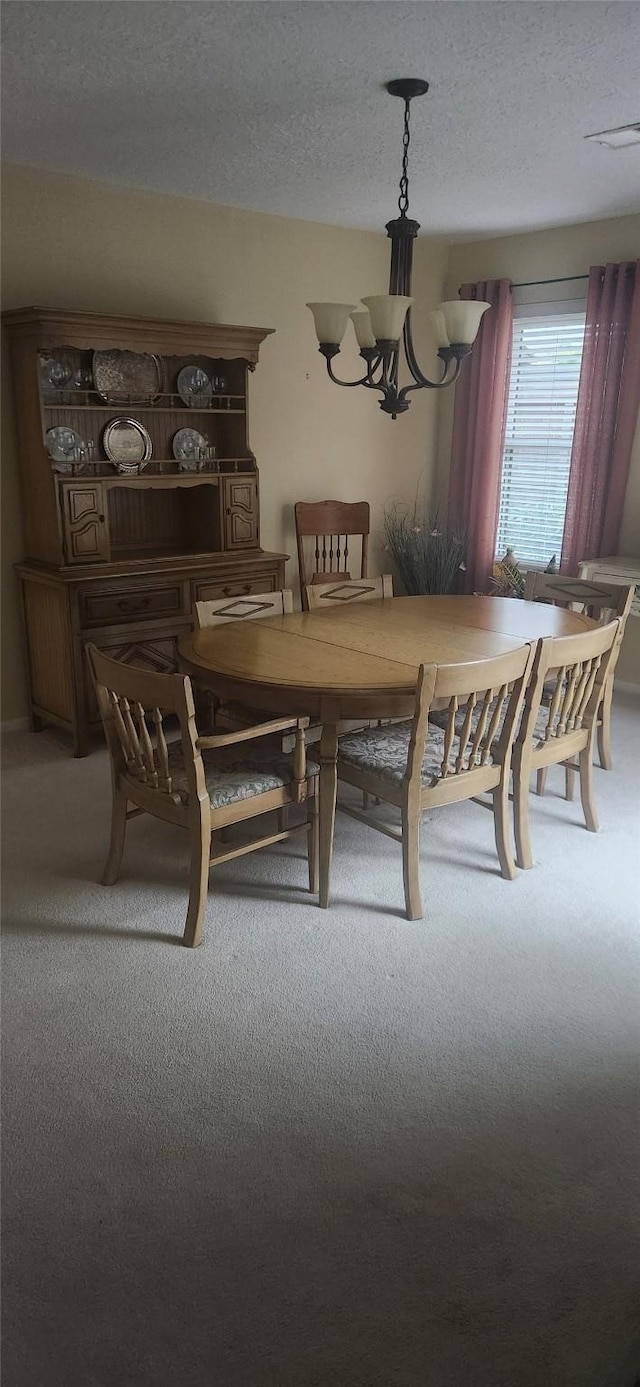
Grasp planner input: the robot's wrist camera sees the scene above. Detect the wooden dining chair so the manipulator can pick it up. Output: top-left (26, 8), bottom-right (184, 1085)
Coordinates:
top-left (194, 589), bottom-right (294, 628)
top-left (305, 575), bottom-right (393, 610)
top-left (306, 575), bottom-right (397, 788)
top-left (87, 644), bottom-right (319, 948)
top-left (523, 571), bottom-right (634, 775)
top-left (294, 500), bottom-right (370, 608)
top-left (305, 575), bottom-right (396, 765)
top-left (192, 589), bottom-right (294, 741)
top-left (335, 644), bottom-right (536, 920)
top-left (511, 619), bottom-right (621, 870)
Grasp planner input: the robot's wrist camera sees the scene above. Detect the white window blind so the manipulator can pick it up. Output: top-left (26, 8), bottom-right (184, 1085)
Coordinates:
top-left (495, 309), bottom-right (586, 568)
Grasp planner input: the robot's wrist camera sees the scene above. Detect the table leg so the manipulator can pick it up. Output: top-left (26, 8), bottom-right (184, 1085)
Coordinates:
top-left (318, 720), bottom-right (339, 908)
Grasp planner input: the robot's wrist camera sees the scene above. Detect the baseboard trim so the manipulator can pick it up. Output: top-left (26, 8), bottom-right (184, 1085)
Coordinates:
top-left (615, 681), bottom-right (640, 697)
top-left (1, 717), bottom-right (29, 733)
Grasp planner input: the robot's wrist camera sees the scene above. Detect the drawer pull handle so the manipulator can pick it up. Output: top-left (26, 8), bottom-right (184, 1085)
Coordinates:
top-left (116, 596), bottom-right (152, 613)
top-left (222, 584), bottom-right (251, 597)
top-left (99, 515), bottom-right (105, 523)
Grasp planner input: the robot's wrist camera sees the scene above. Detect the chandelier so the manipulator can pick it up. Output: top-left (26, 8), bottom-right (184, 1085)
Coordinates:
top-left (307, 79), bottom-right (490, 419)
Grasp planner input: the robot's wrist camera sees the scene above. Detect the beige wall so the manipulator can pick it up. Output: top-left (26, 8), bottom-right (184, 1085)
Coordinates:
top-left (1, 163), bottom-right (448, 722)
top-left (429, 213), bottom-right (640, 683)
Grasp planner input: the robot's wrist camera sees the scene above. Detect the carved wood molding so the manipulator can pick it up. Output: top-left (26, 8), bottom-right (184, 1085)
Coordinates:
top-left (2, 307), bottom-right (274, 363)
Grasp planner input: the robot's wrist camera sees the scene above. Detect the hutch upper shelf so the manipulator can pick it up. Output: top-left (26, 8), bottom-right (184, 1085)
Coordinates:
top-left (2, 306), bottom-right (273, 569)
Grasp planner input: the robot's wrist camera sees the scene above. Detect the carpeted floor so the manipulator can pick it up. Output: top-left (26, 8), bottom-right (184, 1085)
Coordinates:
top-left (2, 693), bottom-right (640, 1387)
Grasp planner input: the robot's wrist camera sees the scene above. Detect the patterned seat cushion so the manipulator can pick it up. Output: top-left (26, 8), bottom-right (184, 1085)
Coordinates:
top-left (337, 720), bottom-right (479, 786)
top-left (167, 740), bottom-right (319, 810)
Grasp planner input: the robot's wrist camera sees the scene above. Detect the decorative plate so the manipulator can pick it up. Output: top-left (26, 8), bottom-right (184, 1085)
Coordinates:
top-left (40, 359), bottom-right (72, 391)
top-left (102, 417), bottom-right (152, 473)
top-left (176, 365), bottom-right (212, 408)
top-left (172, 428), bottom-right (206, 469)
top-left (45, 426), bottom-right (86, 471)
top-left (93, 350), bottom-right (164, 403)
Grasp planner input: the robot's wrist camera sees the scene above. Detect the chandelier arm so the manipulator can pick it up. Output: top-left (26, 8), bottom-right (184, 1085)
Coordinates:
top-left (397, 358), bottom-right (463, 406)
top-left (380, 351), bottom-right (391, 391)
top-left (390, 344), bottom-right (400, 393)
top-left (401, 314), bottom-right (459, 390)
top-left (325, 356), bottom-right (385, 390)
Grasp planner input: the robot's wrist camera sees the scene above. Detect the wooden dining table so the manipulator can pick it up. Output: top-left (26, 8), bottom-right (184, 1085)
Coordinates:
top-left (178, 593), bottom-right (595, 907)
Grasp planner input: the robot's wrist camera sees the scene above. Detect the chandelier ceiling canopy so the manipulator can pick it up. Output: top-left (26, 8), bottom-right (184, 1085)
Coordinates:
top-left (307, 79), bottom-right (490, 419)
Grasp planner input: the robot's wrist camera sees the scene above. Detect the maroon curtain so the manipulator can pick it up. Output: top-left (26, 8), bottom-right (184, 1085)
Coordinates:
top-left (448, 279), bottom-right (513, 593)
top-left (561, 260), bottom-right (640, 573)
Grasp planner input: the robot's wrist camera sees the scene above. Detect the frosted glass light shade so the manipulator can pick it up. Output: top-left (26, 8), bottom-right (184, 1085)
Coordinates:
top-left (350, 310), bottom-right (377, 350)
top-left (428, 309), bottom-right (450, 349)
top-left (360, 295), bottom-right (413, 342)
top-left (440, 300), bottom-right (491, 346)
top-left (306, 302), bottom-right (357, 345)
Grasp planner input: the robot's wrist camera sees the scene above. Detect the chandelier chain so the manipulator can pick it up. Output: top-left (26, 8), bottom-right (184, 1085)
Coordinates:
top-left (398, 99), bottom-right (411, 216)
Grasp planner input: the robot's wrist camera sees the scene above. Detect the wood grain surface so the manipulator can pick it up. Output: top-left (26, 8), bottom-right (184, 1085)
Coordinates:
top-left (179, 595), bottom-right (594, 705)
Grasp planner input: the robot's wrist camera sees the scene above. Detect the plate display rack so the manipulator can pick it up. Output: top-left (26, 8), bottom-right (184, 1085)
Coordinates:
top-left (3, 306), bottom-right (287, 754)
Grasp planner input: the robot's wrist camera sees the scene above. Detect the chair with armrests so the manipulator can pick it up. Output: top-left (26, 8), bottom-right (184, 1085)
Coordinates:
top-left (523, 571), bottom-right (633, 781)
top-left (335, 643), bottom-right (536, 920)
top-left (193, 589), bottom-right (294, 739)
top-left (87, 644), bottom-right (319, 948)
top-left (512, 619), bottom-right (621, 869)
top-left (305, 575), bottom-right (393, 610)
top-left (295, 500), bottom-right (370, 608)
top-left (192, 586), bottom-right (303, 819)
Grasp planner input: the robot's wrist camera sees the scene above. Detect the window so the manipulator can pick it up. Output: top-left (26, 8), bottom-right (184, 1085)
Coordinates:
top-left (495, 306), bottom-right (586, 568)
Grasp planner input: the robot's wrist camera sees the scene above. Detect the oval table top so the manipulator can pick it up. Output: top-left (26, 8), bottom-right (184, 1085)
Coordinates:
top-left (178, 594), bottom-right (595, 717)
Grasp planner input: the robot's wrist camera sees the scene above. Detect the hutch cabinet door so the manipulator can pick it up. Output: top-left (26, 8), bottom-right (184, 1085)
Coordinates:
top-left (223, 478), bottom-right (258, 549)
top-left (62, 485), bottom-right (109, 565)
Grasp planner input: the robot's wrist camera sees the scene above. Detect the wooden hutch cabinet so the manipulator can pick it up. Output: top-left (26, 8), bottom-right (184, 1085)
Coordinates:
top-left (3, 307), bottom-right (287, 754)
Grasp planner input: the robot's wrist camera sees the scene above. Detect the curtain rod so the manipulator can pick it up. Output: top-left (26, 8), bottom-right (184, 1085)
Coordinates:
top-left (511, 274), bottom-right (589, 289)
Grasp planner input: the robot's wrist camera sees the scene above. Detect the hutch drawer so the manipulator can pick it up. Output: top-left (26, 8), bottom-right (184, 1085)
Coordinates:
top-left (79, 581), bottom-right (184, 628)
top-left (191, 571), bottom-right (278, 605)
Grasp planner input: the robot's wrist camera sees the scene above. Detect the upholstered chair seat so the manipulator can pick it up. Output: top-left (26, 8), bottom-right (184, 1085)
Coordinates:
top-left (167, 740), bottom-right (319, 810)
top-left (337, 720), bottom-right (496, 788)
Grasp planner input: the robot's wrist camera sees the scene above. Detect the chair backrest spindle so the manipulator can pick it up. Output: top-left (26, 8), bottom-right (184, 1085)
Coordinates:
top-left (136, 701), bottom-right (158, 786)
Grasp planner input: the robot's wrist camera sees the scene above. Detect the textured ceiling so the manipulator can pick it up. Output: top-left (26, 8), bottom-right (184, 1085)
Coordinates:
top-left (2, 0), bottom-right (640, 238)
